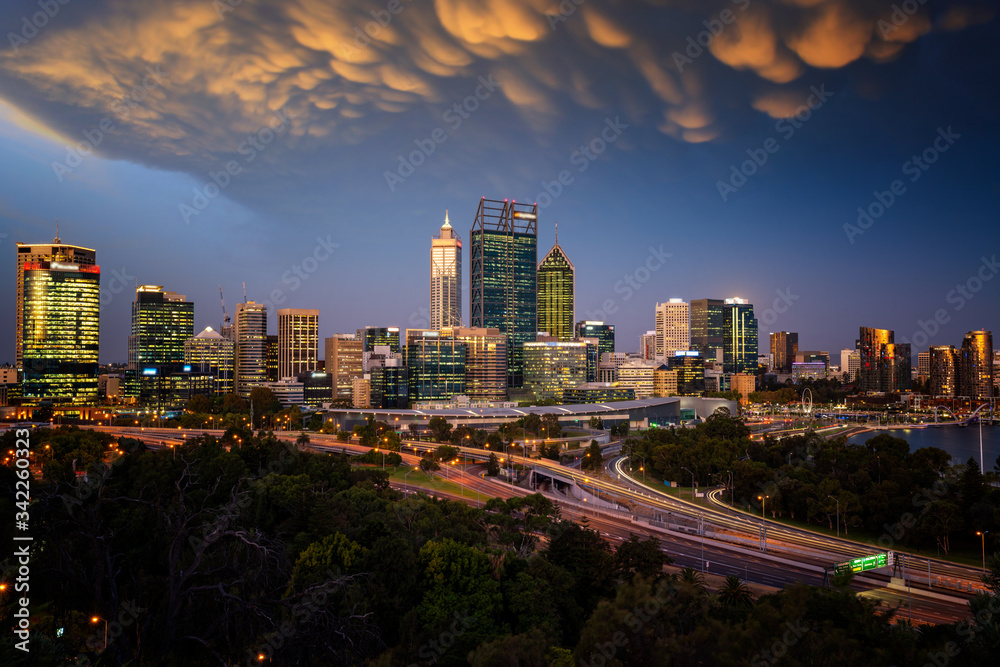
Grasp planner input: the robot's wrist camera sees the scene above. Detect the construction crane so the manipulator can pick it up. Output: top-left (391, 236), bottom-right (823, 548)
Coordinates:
top-left (218, 285), bottom-right (230, 329)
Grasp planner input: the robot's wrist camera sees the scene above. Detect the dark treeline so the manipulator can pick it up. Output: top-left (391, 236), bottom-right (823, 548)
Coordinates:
top-left (2, 426), bottom-right (1000, 665)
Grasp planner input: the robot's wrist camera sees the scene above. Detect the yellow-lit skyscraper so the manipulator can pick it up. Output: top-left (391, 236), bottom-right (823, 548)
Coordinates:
top-left (278, 308), bottom-right (319, 378)
top-left (19, 234), bottom-right (101, 405)
top-left (655, 299), bottom-right (690, 361)
top-left (16, 232), bottom-right (97, 375)
top-left (960, 330), bottom-right (993, 400)
top-left (537, 227), bottom-right (575, 341)
top-left (430, 211), bottom-right (462, 329)
top-left (185, 327), bottom-right (235, 395)
top-left (234, 301), bottom-right (268, 397)
top-left (128, 285), bottom-right (194, 368)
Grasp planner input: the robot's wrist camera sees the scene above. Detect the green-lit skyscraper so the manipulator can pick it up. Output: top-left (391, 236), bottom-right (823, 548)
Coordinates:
top-left (20, 250), bottom-right (101, 405)
top-left (128, 285), bottom-right (195, 368)
top-left (470, 198), bottom-right (537, 388)
top-left (723, 298), bottom-right (758, 374)
top-left (537, 226), bottom-right (575, 341)
top-left (691, 298), bottom-right (724, 362)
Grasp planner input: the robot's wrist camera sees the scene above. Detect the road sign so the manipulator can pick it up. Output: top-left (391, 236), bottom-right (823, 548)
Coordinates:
top-left (833, 551), bottom-right (891, 575)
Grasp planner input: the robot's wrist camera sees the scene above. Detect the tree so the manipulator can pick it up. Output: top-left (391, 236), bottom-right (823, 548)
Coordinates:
top-left (408, 422), bottom-right (420, 440)
top-left (428, 416), bottom-right (452, 442)
top-left (186, 394), bottom-right (213, 414)
top-left (523, 412), bottom-right (542, 436)
top-left (296, 432), bottom-right (310, 448)
top-left (589, 416), bottom-right (604, 430)
top-left (249, 386), bottom-right (281, 424)
top-left (919, 500), bottom-right (964, 554)
top-left (435, 444), bottom-right (459, 463)
top-left (486, 453), bottom-right (501, 477)
top-left (716, 574), bottom-right (755, 611)
top-left (582, 440), bottom-right (603, 471)
top-left (419, 457), bottom-right (440, 474)
top-left (615, 534), bottom-right (671, 580)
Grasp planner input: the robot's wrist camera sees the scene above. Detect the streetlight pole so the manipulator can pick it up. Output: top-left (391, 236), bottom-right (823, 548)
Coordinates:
top-left (681, 466), bottom-right (695, 499)
top-left (91, 616), bottom-right (108, 651)
top-left (977, 531), bottom-right (990, 573)
top-left (827, 495), bottom-right (840, 538)
top-left (757, 494), bottom-right (769, 553)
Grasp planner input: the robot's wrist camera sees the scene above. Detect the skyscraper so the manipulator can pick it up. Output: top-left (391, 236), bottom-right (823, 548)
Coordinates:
top-left (769, 331), bottom-right (798, 373)
top-left (639, 331), bottom-right (656, 360)
top-left (723, 298), bottom-right (758, 374)
top-left (357, 326), bottom-right (401, 353)
top-left (185, 327), bottom-right (235, 395)
top-left (20, 241), bottom-right (101, 404)
top-left (655, 299), bottom-right (690, 360)
top-left (278, 308), bottom-right (319, 378)
top-left (470, 197), bottom-right (537, 387)
top-left (537, 226), bottom-right (575, 341)
top-left (405, 329), bottom-right (466, 402)
top-left (576, 321), bottom-right (615, 358)
top-left (858, 327), bottom-right (909, 393)
top-left (234, 301), bottom-right (267, 397)
top-left (430, 211), bottom-right (462, 329)
top-left (325, 334), bottom-right (363, 401)
top-left (523, 340), bottom-right (589, 402)
top-left (128, 286), bottom-right (194, 368)
top-left (16, 232), bottom-right (97, 376)
top-left (690, 298), bottom-right (724, 362)
top-left (446, 326), bottom-right (508, 401)
top-left (929, 345), bottom-right (958, 397)
top-left (960, 330), bottom-right (993, 400)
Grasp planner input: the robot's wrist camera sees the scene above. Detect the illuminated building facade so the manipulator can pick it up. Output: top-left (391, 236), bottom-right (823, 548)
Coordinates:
top-left (128, 285), bottom-right (194, 368)
top-left (470, 198), bottom-right (538, 387)
top-left (655, 299), bottom-right (690, 361)
top-left (960, 330), bottom-right (993, 400)
top-left (325, 335), bottom-right (363, 401)
top-left (668, 350), bottom-right (706, 396)
top-left (691, 299), bottom-right (724, 362)
top-left (929, 345), bottom-right (958, 397)
top-left (406, 330), bottom-right (466, 402)
top-left (770, 331), bottom-right (798, 373)
top-left (522, 340), bottom-right (588, 402)
top-left (722, 298), bottom-right (758, 374)
top-left (21, 255), bottom-right (101, 404)
top-left (430, 211), bottom-right (462, 329)
top-left (184, 327), bottom-right (235, 395)
top-left (234, 302), bottom-right (268, 397)
top-left (576, 321), bottom-right (615, 358)
top-left (278, 308), bottom-right (319, 379)
top-left (357, 326), bottom-right (401, 353)
top-left (446, 326), bottom-right (507, 401)
top-left (537, 230), bottom-right (575, 341)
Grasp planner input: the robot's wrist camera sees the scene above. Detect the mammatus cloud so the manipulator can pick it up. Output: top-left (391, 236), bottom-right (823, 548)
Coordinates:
top-left (0, 0), bottom-right (991, 178)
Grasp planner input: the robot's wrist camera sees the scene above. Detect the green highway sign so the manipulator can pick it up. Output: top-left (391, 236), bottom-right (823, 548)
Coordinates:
top-left (833, 551), bottom-right (892, 575)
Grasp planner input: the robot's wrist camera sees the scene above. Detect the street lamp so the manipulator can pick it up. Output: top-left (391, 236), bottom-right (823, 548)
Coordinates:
top-left (757, 494), bottom-right (769, 553)
top-left (681, 466), bottom-right (695, 499)
top-left (827, 495), bottom-right (840, 538)
top-left (91, 616), bottom-right (107, 651)
top-left (977, 531), bottom-right (990, 573)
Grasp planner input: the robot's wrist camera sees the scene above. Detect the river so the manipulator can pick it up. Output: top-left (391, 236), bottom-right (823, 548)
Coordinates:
top-left (847, 424), bottom-right (1000, 470)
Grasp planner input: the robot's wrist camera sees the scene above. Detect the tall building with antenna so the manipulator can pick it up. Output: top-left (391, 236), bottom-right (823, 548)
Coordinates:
top-left (470, 198), bottom-right (537, 388)
top-left (537, 223), bottom-right (575, 341)
top-left (234, 301), bottom-right (268, 397)
top-left (430, 210), bottom-right (462, 329)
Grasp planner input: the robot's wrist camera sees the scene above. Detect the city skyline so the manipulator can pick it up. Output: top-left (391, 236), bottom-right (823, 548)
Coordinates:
top-left (1, 1), bottom-right (998, 364)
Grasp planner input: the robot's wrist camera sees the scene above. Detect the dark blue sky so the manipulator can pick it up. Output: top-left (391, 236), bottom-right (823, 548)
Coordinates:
top-left (1, 0), bottom-right (998, 363)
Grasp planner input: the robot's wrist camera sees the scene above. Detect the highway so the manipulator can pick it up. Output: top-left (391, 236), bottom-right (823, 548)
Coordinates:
top-left (82, 425), bottom-right (980, 624)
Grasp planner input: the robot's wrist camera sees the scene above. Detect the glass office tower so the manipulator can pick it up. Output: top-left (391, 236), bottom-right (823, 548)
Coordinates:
top-left (21, 259), bottom-right (101, 404)
top-left (537, 230), bottom-right (575, 341)
top-left (470, 198), bottom-right (537, 388)
top-left (722, 298), bottom-right (758, 374)
top-left (431, 211), bottom-right (462, 329)
top-left (128, 285), bottom-right (195, 368)
top-left (691, 298), bottom-right (724, 362)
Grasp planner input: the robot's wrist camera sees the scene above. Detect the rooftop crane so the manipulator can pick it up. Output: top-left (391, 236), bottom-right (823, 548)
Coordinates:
top-left (219, 285), bottom-right (230, 328)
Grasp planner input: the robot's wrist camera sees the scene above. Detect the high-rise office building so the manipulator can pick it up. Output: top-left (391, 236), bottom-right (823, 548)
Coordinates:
top-left (917, 351), bottom-right (931, 381)
top-left (405, 330), bottom-right (467, 402)
top-left (960, 330), bottom-right (993, 400)
top-left (431, 211), bottom-right (462, 329)
top-left (370, 363), bottom-right (408, 409)
top-left (690, 298), bottom-right (724, 362)
top-left (324, 335), bottom-right (363, 401)
top-left (278, 308), bottom-right (319, 379)
top-left (470, 197), bottom-right (537, 387)
top-left (655, 299), bottom-right (690, 361)
top-left (266, 335), bottom-right (279, 381)
top-left (185, 326), bottom-right (235, 395)
top-left (537, 227), bottom-right (574, 341)
top-left (929, 345), bottom-right (959, 397)
top-left (653, 366), bottom-right (678, 397)
top-left (523, 340), bottom-right (588, 402)
top-left (576, 321), bottom-right (615, 358)
top-left (128, 286), bottom-right (194, 368)
top-left (723, 298), bottom-right (758, 374)
top-left (20, 242), bottom-right (101, 404)
top-left (446, 326), bottom-right (507, 401)
top-left (617, 359), bottom-right (659, 399)
top-left (16, 233), bottom-right (97, 376)
top-left (639, 331), bottom-right (656, 360)
top-left (234, 302), bottom-right (268, 397)
top-left (357, 326), bottom-right (401, 353)
top-left (769, 331), bottom-right (798, 373)
top-left (858, 327), bottom-right (909, 393)
top-left (668, 350), bottom-right (706, 396)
